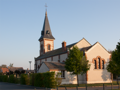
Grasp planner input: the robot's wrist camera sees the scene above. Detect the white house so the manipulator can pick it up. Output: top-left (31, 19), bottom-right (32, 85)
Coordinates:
top-left (34, 11), bottom-right (112, 84)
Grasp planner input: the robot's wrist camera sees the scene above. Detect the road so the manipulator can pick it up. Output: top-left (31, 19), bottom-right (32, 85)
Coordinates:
top-left (0, 82), bottom-right (44, 90)
top-left (0, 82), bottom-right (120, 90)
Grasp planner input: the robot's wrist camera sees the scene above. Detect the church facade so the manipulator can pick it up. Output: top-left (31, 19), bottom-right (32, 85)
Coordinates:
top-left (34, 11), bottom-right (112, 84)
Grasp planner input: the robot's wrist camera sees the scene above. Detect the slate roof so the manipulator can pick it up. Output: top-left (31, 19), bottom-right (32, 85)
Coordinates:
top-left (8, 67), bottom-right (23, 72)
top-left (35, 42), bottom-right (77, 60)
top-left (80, 46), bottom-right (93, 51)
top-left (39, 11), bottom-right (55, 40)
top-left (1, 68), bottom-right (9, 73)
top-left (44, 62), bottom-right (65, 70)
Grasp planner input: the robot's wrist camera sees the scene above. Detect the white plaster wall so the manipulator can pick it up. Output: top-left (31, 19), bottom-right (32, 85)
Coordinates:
top-left (72, 39), bottom-right (91, 49)
top-left (38, 63), bottom-right (49, 73)
top-left (60, 53), bottom-right (67, 62)
top-left (53, 56), bottom-right (59, 62)
top-left (47, 57), bottom-right (51, 62)
top-left (86, 43), bottom-right (111, 83)
top-left (54, 71), bottom-right (86, 85)
top-left (44, 40), bottom-right (54, 52)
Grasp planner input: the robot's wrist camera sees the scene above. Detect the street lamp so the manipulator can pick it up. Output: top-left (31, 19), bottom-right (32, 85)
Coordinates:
top-left (29, 61), bottom-right (32, 71)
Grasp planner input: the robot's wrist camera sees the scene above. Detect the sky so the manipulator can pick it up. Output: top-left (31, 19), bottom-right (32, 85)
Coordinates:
top-left (0, 0), bottom-right (120, 70)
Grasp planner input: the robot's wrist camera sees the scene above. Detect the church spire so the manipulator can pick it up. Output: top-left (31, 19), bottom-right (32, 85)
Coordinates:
top-left (39, 11), bottom-right (55, 41)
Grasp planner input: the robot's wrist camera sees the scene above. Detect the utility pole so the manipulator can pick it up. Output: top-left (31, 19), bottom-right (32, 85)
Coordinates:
top-left (29, 61), bottom-right (32, 71)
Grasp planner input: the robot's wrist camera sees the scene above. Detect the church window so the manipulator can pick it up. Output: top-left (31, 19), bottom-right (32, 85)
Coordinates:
top-left (94, 60), bottom-right (97, 69)
top-left (98, 58), bottom-right (101, 69)
top-left (102, 60), bottom-right (104, 69)
top-left (93, 56), bottom-right (106, 70)
top-left (61, 70), bottom-right (65, 78)
top-left (41, 45), bottom-right (43, 52)
top-left (48, 44), bottom-right (50, 50)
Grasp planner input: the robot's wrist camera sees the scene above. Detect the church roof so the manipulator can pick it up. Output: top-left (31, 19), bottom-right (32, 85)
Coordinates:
top-left (35, 42), bottom-right (77, 60)
top-left (39, 11), bottom-right (55, 41)
top-left (44, 62), bottom-right (65, 71)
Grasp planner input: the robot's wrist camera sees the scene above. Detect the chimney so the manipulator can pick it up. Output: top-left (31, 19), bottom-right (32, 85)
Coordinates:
top-left (62, 41), bottom-right (66, 51)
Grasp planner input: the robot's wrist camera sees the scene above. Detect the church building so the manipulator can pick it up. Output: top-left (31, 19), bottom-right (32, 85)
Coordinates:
top-left (34, 11), bottom-right (112, 84)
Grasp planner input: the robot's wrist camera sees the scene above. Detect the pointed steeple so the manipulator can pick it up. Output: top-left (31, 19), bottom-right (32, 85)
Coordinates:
top-left (39, 11), bottom-right (55, 41)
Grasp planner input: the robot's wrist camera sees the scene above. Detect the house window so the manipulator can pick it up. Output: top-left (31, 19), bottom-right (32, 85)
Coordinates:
top-left (98, 58), bottom-right (101, 69)
top-left (94, 60), bottom-right (97, 69)
top-left (102, 60), bottom-right (104, 69)
top-left (61, 70), bottom-right (65, 78)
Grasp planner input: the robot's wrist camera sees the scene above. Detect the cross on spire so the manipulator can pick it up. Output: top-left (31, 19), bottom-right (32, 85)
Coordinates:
top-left (45, 4), bottom-right (47, 11)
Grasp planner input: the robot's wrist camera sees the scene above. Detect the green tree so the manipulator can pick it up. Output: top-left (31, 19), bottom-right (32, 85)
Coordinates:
top-left (107, 41), bottom-right (120, 84)
top-left (55, 72), bottom-right (62, 87)
top-left (9, 63), bottom-right (13, 67)
top-left (65, 46), bottom-right (91, 86)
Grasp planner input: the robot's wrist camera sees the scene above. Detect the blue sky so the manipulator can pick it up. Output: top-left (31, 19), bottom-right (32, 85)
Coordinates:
top-left (0, 0), bottom-right (120, 69)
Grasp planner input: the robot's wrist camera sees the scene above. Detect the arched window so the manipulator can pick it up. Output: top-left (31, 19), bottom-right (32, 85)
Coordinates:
top-left (94, 60), bottom-right (97, 69)
top-left (93, 56), bottom-right (105, 69)
top-left (48, 44), bottom-right (50, 50)
top-left (98, 58), bottom-right (101, 69)
top-left (102, 60), bottom-right (104, 69)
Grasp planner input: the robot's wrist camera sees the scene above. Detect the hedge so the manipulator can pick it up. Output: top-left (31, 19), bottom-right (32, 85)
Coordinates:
top-left (20, 74), bottom-right (30, 85)
top-left (0, 72), bottom-right (56, 88)
top-left (34, 72), bottom-right (56, 88)
top-left (0, 75), bottom-right (8, 82)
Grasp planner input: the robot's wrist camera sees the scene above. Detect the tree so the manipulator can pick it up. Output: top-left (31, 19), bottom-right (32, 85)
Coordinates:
top-left (9, 63), bottom-right (13, 67)
top-left (65, 46), bottom-right (91, 86)
top-left (55, 72), bottom-right (62, 87)
top-left (107, 41), bottom-right (120, 84)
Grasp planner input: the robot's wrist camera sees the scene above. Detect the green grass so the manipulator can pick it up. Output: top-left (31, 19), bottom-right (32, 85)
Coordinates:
top-left (60, 81), bottom-right (120, 87)
top-left (107, 89), bottom-right (120, 90)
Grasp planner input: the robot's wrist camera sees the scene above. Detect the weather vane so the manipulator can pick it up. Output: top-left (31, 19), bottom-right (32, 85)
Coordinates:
top-left (45, 3), bottom-right (48, 11)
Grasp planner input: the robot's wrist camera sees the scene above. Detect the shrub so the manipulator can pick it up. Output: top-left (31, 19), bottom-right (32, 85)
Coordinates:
top-left (0, 75), bottom-right (8, 82)
top-left (34, 72), bottom-right (56, 88)
top-left (8, 74), bottom-right (15, 83)
top-left (20, 74), bottom-right (30, 85)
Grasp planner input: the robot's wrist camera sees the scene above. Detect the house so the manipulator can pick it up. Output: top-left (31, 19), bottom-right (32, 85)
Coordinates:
top-left (0, 68), bottom-right (9, 75)
top-left (25, 68), bottom-right (34, 74)
top-left (34, 11), bottom-right (111, 84)
top-left (8, 67), bottom-right (23, 73)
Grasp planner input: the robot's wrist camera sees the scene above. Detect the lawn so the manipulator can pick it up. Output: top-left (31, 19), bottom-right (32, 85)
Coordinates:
top-left (60, 81), bottom-right (120, 87)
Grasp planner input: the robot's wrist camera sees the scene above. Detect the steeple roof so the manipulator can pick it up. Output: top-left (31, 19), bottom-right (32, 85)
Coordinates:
top-left (39, 11), bottom-right (55, 41)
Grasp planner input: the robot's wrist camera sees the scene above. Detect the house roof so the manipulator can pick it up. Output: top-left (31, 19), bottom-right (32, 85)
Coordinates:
top-left (8, 67), bottom-right (23, 72)
top-left (35, 42), bottom-right (77, 60)
top-left (24, 69), bottom-right (34, 73)
top-left (44, 62), bottom-right (65, 71)
top-left (1, 68), bottom-right (9, 73)
top-left (39, 11), bottom-right (55, 41)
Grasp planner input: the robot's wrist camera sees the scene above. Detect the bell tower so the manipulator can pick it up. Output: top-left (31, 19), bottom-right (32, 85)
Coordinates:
top-left (39, 11), bottom-right (55, 55)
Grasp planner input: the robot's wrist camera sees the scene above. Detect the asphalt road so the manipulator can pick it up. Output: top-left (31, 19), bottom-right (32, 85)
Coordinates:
top-left (0, 82), bottom-right (44, 90)
top-left (0, 82), bottom-right (120, 90)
